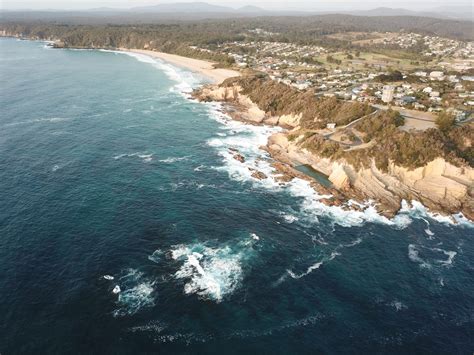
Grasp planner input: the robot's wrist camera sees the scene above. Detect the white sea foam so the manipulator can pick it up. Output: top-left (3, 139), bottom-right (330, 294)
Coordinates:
top-left (430, 248), bottom-right (457, 266)
top-left (279, 211), bottom-right (299, 223)
top-left (226, 314), bottom-right (323, 340)
top-left (170, 240), bottom-right (255, 302)
top-left (4, 116), bottom-right (72, 127)
top-left (287, 251), bottom-right (340, 279)
top-left (158, 155), bottom-right (190, 164)
top-left (286, 179), bottom-right (405, 228)
top-left (151, 314), bottom-right (322, 344)
top-left (408, 244), bottom-right (431, 269)
top-left (408, 244), bottom-right (457, 269)
top-left (344, 238), bottom-right (363, 247)
top-left (128, 320), bottom-right (167, 334)
top-left (113, 269), bottom-right (156, 317)
top-left (309, 232), bottom-right (328, 245)
top-left (250, 233), bottom-right (260, 241)
top-left (390, 300), bottom-right (407, 311)
top-left (400, 200), bottom-right (473, 227)
top-left (424, 228), bottom-right (435, 237)
top-left (113, 152), bottom-right (153, 163)
top-left (202, 100), bottom-right (474, 230)
top-left (110, 50), bottom-right (204, 95)
top-left (148, 249), bottom-right (163, 264)
top-left (203, 102), bottom-right (412, 229)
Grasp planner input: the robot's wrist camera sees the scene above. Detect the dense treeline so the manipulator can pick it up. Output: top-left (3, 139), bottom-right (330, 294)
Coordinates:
top-left (1, 12), bottom-right (472, 56)
top-left (0, 23), bottom-right (240, 64)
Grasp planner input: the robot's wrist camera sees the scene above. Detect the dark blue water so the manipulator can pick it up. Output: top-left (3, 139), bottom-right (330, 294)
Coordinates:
top-left (1, 38), bottom-right (473, 354)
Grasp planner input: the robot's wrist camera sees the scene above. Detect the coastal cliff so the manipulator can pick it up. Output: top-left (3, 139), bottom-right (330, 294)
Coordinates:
top-left (268, 133), bottom-right (473, 219)
top-left (194, 76), bottom-right (473, 220)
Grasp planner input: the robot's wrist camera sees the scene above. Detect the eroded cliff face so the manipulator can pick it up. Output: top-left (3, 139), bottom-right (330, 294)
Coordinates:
top-left (268, 132), bottom-right (474, 219)
top-left (194, 83), bottom-right (473, 220)
top-left (195, 84), bottom-right (302, 128)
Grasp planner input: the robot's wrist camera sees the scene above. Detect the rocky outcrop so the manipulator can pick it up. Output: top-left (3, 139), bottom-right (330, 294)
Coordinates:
top-left (193, 84), bottom-right (301, 128)
top-left (194, 83), bottom-right (473, 220)
top-left (251, 170), bottom-right (268, 180)
top-left (233, 154), bottom-right (245, 163)
top-left (268, 134), bottom-right (473, 219)
top-left (328, 165), bottom-right (351, 190)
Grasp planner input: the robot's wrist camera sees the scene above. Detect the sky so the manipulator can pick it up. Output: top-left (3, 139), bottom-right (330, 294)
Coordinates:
top-left (2, 0), bottom-right (472, 11)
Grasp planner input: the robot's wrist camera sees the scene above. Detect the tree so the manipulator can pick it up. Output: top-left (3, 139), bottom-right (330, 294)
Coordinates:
top-left (435, 111), bottom-right (456, 132)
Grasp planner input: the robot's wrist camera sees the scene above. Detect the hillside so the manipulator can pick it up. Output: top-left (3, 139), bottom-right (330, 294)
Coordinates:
top-left (1, 13), bottom-right (472, 41)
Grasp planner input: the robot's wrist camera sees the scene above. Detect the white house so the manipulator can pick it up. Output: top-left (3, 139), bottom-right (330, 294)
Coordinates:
top-left (429, 71), bottom-right (445, 80)
top-left (382, 85), bottom-right (395, 103)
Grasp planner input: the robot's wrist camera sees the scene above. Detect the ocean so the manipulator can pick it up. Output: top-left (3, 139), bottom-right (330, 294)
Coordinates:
top-left (0, 38), bottom-right (473, 354)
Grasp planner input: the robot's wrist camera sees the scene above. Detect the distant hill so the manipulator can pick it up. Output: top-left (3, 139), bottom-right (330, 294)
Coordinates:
top-left (131, 2), bottom-right (234, 13)
top-left (346, 7), bottom-right (442, 18)
top-left (430, 5), bottom-right (473, 20)
top-left (236, 5), bottom-right (268, 14)
top-left (341, 6), bottom-right (473, 20)
top-left (2, 3), bottom-right (472, 21)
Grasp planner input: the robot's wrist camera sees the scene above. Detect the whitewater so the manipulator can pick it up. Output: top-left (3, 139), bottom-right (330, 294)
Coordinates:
top-left (0, 38), bottom-right (473, 354)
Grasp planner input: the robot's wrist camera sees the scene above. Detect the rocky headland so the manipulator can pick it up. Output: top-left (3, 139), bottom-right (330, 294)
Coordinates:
top-left (194, 75), bottom-right (473, 221)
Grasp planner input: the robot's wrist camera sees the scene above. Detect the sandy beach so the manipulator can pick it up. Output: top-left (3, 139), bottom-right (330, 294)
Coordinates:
top-left (122, 48), bottom-right (240, 84)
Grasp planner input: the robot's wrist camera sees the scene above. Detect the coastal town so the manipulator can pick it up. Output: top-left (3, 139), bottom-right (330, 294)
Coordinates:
top-left (2, 5), bottom-right (474, 353)
top-left (1, 18), bottom-right (472, 218)
top-left (190, 30), bottom-right (474, 125)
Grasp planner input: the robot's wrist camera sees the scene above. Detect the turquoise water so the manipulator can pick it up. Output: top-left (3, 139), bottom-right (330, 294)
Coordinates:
top-left (1, 38), bottom-right (473, 354)
top-left (294, 164), bottom-right (333, 187)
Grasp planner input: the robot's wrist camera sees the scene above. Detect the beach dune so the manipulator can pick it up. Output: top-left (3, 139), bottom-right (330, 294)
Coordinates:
top-left (122, 48), bottom-right (240, 84)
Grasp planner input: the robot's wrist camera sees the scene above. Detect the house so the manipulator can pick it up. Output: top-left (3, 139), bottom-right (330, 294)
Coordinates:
top-left (382, 85), bottom-right (395, 103)
top-left (402, 96), bottom-right (416, 104)
top-left (429, 71), bottom-right (445, 80)
top-left (326, 123), bottom-right (336, 130)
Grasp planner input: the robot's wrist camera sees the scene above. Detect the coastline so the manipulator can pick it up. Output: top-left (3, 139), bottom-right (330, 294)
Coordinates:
top-left (193, 82), bottom-right (474, 223)
top-left (8, 37), bottom-right (470, 223)
top-left (119, 48), bottom-right (240, 84)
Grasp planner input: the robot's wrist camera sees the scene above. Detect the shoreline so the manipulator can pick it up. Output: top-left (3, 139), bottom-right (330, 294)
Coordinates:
top-left (192, 84), bottom-right (474, 224)
top-left (119, 48), bottom-right (241, 85)
top-left (0, 37), bottom-right (240, 85)
top-left (10, 36), bottom-right (471, 223)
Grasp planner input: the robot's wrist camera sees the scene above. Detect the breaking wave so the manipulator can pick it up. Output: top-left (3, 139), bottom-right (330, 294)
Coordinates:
top-left (201, 100), bottom-right (473, 230)
top-left (107, 50), bottom-right (203, 95)
top-left (170, 236), bottom-right (258, 302)
top-left (113, 268), bottom-right (156, 317)
top-left (400, 200), bottom-right (473, 228)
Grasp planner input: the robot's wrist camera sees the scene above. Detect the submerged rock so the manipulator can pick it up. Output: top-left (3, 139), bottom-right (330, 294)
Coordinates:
top-left (233, 153), bottom-right (245, 163)
top-left (251, 171), bottom-right (268, 180)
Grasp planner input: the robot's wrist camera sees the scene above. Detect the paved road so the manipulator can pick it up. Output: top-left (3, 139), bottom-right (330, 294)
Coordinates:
top-left (373, 104), bottom-right (437, 131)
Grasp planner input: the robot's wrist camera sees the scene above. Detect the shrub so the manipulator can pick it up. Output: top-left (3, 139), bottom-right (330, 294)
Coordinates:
top-left (436, 111), bottom-right (456, 132)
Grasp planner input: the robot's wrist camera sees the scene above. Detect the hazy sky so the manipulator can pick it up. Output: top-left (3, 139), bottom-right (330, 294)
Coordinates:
top-left (2, 0), bottom-right (472, 11)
